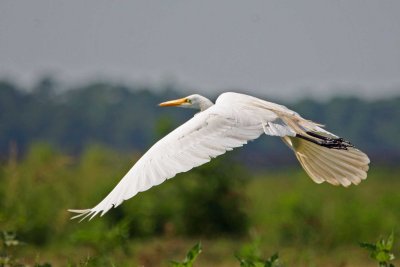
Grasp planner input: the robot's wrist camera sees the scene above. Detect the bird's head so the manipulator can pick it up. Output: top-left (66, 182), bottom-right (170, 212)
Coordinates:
top-left (158, 94), bottom-right (213, 111)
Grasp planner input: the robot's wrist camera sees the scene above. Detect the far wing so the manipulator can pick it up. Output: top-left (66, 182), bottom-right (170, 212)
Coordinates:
top-left (216, 92), bottom-right (322, 137)
top-left (69, 104), bottom-right (265, 221)
top-left (216, 93), bottom-right (370, 187)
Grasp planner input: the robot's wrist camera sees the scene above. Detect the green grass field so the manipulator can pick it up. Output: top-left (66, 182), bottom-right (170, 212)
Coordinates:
top-left (1, 144), bottom-right (399, 266)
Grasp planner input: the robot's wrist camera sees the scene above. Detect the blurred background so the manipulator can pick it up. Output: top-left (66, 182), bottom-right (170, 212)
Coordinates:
top-left (1, 1), bottom-right (400, 266)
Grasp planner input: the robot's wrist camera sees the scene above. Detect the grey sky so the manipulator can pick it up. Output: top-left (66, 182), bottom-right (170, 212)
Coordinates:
top-left (1, 0), bottom-right (400, 99)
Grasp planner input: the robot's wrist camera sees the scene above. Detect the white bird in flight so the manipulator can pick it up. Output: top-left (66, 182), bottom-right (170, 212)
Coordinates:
top-left (69, 92), bottom-right (369, 221)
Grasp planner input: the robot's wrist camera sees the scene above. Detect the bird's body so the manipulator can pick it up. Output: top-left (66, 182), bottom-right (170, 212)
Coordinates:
top-left (69, 92), bottom-right (369, 221)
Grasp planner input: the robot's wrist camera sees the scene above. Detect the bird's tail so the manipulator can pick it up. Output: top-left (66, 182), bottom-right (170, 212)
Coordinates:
top-left (282, 133), bottom-right (370, 187)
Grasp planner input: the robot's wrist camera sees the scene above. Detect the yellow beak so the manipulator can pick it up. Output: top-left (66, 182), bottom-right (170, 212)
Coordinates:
top-left (158, 97), bottom-right (188, 107)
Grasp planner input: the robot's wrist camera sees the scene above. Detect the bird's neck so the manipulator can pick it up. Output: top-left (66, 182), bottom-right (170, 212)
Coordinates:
top-left (198, 97), bottom-right (214, 111)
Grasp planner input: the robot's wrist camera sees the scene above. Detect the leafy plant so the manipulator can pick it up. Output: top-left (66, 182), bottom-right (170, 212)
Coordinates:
top-left (236, 252), bottom-right (282, 267)
top-left (170, 242), bottom-right (202, 267)
top-left (360, 231), bottom-right (396, 267)
top-left (0, 231), bottom-right (23, 267)
top-left (235, 234), bottom-right (282, 267)
top-left (0, 231), bottom-right (53, 267)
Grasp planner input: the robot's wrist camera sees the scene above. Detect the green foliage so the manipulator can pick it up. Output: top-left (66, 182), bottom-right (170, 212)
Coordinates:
top-left (0, 142), bottom-right (400, 265)
top-left (170, 242), bottom-right (202, 267)
top-left (360, 231), bottom-right (396, 267)
top-left (1, 143), bottom-right (72, 244)
top-left (236, 236), bottom-right (282, 267)
top-left (1, 231), bottom-right (22, 267)
top-left (178, 155), bottom-right (249, 236)
top-left (0, 231), bottom-right (52, 267)
top-left (246, 169), bottom-right (400, 249)
top-left (236, 252), bottom-right (281, 267)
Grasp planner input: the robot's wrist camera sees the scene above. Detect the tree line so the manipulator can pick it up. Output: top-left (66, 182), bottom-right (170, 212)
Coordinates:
top-left (1, 77), bottom-right (399, 167)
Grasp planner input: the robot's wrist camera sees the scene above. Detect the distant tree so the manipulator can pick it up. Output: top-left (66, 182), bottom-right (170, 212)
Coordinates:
top-left (0, 78), bottom-right (399, 165)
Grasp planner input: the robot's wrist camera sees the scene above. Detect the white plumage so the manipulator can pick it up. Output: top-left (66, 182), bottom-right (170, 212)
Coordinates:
top-left (69, 92), bottom-right (369, 221)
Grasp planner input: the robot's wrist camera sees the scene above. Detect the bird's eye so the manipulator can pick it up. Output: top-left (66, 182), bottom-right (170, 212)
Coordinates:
top-left (186, 99), bottom-right (192, 103)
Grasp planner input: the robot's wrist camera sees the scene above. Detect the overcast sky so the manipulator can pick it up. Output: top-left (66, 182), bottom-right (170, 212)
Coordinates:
top-left (1, 0), bottom-right (400, 99)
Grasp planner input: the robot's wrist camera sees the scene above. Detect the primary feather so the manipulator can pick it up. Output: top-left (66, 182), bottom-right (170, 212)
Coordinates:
top-left (69, 92), bottom-right (369, 221)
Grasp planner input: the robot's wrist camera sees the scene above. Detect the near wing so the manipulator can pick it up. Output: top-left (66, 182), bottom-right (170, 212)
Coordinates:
top-left (69, 104), bottom-right (266, 221)
top-left (69, 92), bottom-right (370, 221)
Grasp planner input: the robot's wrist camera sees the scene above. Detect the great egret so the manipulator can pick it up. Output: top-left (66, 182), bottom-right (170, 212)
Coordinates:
top-left (69, 92), bottom-right (369, 221)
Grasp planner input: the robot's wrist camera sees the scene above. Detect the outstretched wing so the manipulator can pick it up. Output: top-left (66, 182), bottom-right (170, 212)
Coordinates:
top-left (69, 103), bottom-right (266, 221)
